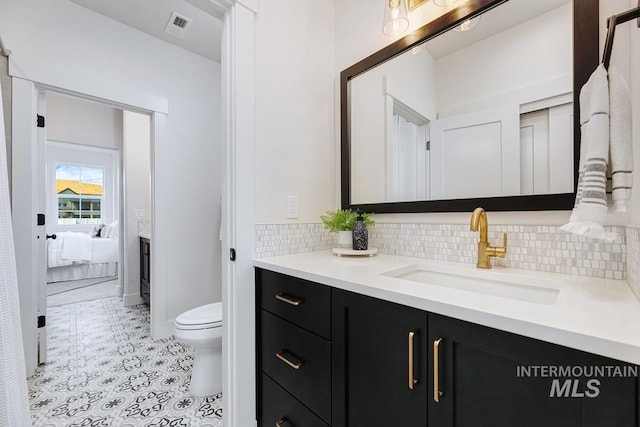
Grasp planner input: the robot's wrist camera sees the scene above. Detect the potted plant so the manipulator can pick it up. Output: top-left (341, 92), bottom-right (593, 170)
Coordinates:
top-left (321, 209), bottom-right (374, 249)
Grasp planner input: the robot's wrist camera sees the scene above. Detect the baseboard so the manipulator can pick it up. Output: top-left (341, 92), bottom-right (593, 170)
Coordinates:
top-left (123, 292), bottom-right (144, 307)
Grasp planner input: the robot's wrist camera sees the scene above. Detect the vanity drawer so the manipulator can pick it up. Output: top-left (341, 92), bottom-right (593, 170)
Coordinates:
top-left (260, 374), bottom-right (330, 427)
top-left (258, 268), bottom-right (331, 339)
top-left (261, 310), bottom-right (331, 422)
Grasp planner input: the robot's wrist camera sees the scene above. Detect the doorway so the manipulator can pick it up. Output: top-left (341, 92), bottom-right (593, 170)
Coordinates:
top-left (42, 92), bottom-right (152, 310)
top-left (11, 76), bottom-right (167, 375)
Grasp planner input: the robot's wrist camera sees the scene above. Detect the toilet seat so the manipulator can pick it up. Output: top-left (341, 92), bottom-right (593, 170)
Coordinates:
top-left (175, 302), bottom-right (222, 330)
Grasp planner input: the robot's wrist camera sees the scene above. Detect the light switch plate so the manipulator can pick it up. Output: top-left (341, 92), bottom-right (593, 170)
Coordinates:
top-left (286, 196), bottom-right (299, 219)
top-left (133, 209), bottom-right (145, 220)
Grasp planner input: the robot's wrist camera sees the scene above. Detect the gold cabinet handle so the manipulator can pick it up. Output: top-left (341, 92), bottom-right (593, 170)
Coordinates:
top-left (275, 350), bottom-right (303, 370)
top-left (433, 338), bottom-right (443, 402)
top-left (275, 418), bottom-right (287, 427)
top-left (408, 331), bottom-right (417, 390)
top-left (275, 293), bottom-right (303, 306)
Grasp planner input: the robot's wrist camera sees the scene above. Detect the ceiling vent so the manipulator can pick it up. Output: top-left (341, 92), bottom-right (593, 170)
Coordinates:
top-left (164, 11), bottom-right (193, 39)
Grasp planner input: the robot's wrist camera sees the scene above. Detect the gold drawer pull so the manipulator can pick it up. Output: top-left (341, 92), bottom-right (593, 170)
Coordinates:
top-left (408, 331), bottom-right (417, 390)
top-left (275, 293), bottom-right (303, 306)
top-left (275, 418), bottom-right (287, 427)
top-left (275, 350), bottom-right (304, 370)
top-left (434, 338), bottom-right (443, 403)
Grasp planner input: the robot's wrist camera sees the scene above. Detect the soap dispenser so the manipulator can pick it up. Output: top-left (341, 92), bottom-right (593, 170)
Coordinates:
top-left (352, 211), bottom-right (368, 250)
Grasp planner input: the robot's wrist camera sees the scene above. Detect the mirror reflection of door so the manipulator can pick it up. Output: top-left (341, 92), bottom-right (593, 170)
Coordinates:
top-left (387, 99), bottom-right (430, 202)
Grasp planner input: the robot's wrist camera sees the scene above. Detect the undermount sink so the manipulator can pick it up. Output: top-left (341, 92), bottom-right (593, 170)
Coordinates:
top-left (381, 263), bottom-right (560, 305)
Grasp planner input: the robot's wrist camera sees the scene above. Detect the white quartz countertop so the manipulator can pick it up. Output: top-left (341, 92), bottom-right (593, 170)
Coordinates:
top-left (254, 251), bottom-right (640, 365)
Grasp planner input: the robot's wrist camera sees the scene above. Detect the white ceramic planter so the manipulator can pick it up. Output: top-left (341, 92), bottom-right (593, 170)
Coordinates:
top-left (337, 230), bottom-right (353, 249)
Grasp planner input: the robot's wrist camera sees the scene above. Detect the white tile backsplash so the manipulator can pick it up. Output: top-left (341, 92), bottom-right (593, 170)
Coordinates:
top-left (255, 222), bottom-right (628, 280)
top-left (255, 223), bottom-right (334, 258)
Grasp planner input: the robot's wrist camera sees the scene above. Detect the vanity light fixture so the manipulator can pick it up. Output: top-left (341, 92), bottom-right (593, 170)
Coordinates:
top-left (383, 0), bottom-right (410, 36)
top-left (408, 0), bottom-right (428, 11)
top-left (432, 0), bottom-right (460, 6)
top-left (454, 16), bottom-right (480, 31)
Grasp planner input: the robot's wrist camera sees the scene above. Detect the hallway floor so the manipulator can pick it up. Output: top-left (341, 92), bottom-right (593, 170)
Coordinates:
top-left (47, 277), bottom-right (119, 307)
top-left (28, 297), bottom-right (223, 426)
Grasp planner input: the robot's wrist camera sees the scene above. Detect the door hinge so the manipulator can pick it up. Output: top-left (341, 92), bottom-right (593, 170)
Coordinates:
top-left (37, 315), bottom-right (46, 328)
top-left (36, 115), bottom-right (45, 128)
top-left (229, 248), bottom-right (236, 262)
top-left (426, 141), bottom-right (431, 151)
top-left (37, 213), bottom-right (45, 226)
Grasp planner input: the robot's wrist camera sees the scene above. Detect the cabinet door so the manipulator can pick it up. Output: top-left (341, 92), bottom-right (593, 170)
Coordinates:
top-left (332, 289), bottom-right (428, 427)
top-left (429, 313), bottom-right (639, 427)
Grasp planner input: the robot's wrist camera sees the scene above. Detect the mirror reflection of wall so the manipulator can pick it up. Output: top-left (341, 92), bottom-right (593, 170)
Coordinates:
top-left (349, 0), bottom-right (573, 205)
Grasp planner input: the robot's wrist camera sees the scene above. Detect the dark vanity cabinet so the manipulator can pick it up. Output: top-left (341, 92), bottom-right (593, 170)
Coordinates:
top-left (332, 289), bottom-right (428, 427)
top-left (255, 268), bottom-right (639, 427)
top-left (139, 237), bottom-right (150, 305)
top-left (428, 313), bottom-right (639, 427)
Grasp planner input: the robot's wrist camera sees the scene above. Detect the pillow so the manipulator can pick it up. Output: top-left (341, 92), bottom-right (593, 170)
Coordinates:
top-left (104, 221), bottom-right (119, 238)
top-left (90, 223), bottom-right (106, 238)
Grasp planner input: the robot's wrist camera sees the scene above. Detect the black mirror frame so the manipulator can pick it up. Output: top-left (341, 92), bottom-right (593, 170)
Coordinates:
top-left (341, 0), bottom-right (599, 213)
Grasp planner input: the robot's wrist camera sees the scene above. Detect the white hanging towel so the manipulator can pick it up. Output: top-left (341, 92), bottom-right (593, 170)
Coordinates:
top-left (560, 64), bottom-right (633, 241)
top-left (609, 66), bottom-right (633, 212)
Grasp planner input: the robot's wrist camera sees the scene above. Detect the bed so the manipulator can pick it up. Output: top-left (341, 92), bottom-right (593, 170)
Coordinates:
top-left (47, 226), bottom-right (119, 283)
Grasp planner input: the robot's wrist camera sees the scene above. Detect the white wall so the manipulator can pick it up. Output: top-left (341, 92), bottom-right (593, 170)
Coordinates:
top-left (47, 92), bottom-right (123, 149)
top-left (123, 111), bottom-right (151, 304)
top-left (436, 4), bottom-right (572, 117)
top-left (1, 0), bottom-right (222, 331)
top-left (254, 0), bottom-right (335, 223)
top-left (335, 0), bottom-right (638, 227)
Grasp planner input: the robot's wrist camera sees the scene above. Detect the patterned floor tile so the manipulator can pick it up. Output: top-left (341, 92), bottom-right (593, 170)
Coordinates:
top-left (28, 297), bottom-right (223, 427)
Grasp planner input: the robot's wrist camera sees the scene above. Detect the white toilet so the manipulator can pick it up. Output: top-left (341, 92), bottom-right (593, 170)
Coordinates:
top-left (174, 302), bottom-right (223, 397)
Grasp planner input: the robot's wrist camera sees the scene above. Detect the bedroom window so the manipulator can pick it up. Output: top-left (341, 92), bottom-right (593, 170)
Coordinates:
top-left (55, 164), bottom-right (104, 225)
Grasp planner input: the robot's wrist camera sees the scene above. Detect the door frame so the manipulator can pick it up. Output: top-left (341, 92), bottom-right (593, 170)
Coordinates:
top-left (217, 1), bottom-right (258, 426)
top-left (10, 66), bottom-right (167, 375)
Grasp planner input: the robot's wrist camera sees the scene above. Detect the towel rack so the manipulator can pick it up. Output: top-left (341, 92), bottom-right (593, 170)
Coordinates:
top-left (602, 1), bottom-right (640, 70)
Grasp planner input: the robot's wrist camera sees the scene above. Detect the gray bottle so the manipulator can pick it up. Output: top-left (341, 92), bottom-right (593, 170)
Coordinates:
top-left (352, 212), bottom-right (368, 250)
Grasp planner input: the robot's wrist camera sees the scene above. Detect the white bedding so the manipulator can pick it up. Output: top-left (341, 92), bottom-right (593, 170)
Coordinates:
top-left (47, 262), bottom-right (117, 283)
top-left (48, 232), bottom-right (119, 268)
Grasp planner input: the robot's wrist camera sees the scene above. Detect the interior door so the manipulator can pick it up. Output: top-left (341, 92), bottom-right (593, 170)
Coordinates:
top-left (429, 105), bottom-right (520, 200)
top-left (36, 89), bottom-right (47, 365)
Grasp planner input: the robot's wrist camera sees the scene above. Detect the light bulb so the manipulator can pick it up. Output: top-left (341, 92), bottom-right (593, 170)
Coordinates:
top-left (383, 0), bottom-right (410, 36)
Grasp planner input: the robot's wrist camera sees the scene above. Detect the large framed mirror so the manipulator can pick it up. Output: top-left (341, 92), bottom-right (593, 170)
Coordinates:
top-left (341, 0), bottom-right (598, 213)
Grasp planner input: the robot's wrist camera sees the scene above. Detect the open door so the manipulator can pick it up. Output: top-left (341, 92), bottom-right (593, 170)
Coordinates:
top-left (35, 89), bottom-right (48, 365)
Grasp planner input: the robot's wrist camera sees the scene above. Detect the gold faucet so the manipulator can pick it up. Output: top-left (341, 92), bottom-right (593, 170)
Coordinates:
top-left (469, 207), bottom-right (507, 269)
